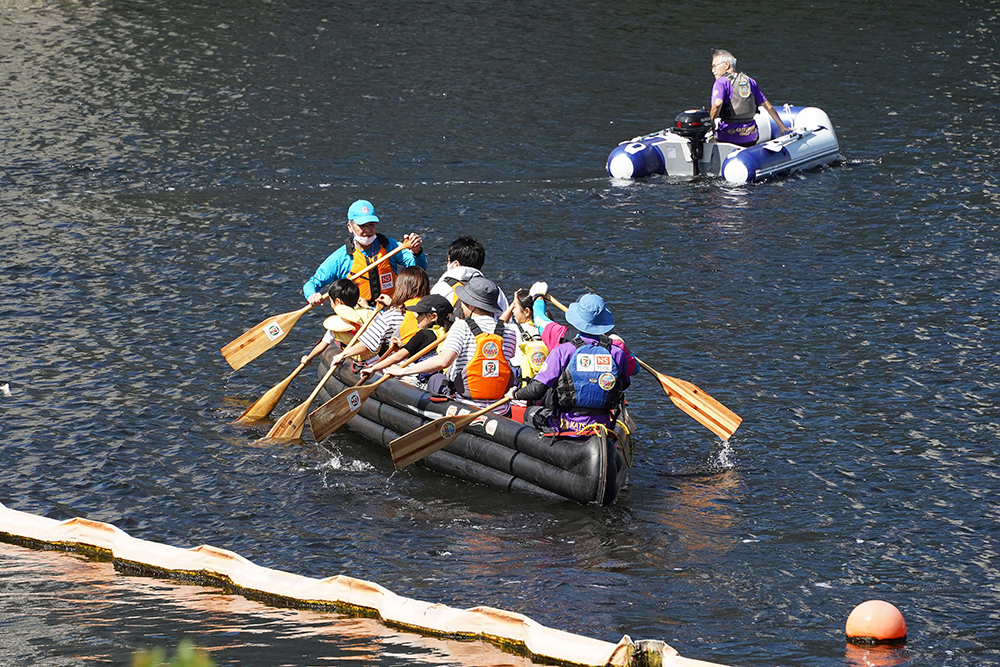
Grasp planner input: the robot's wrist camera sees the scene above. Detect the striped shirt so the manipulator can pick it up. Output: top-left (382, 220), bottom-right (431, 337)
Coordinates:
top-left (358, 308), bottom-right (405, 362)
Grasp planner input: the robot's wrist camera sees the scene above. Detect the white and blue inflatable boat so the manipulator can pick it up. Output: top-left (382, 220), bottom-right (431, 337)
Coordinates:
top-left (606, 105), bottom-right (840, 184)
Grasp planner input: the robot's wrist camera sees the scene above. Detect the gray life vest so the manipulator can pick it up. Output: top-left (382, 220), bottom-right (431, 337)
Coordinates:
top-left (722, 72), bottom-right (758, 123)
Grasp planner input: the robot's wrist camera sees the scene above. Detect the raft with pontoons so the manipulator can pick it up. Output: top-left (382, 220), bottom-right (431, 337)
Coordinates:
top-left (315, 350), bottom-right (634, 505)
top-left (606, 105), bottom-right (840, 184)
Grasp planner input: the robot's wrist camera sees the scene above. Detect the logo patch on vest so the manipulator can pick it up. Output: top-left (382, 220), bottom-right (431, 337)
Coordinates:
top-left (594, 354), bottom-right (612, 372)
top-left (598, 372), bottom-right (617, 391)
top-left (482, 360), bottom-right (499, 378)
top-left (263, 321), bottom-right (284, 340)
top-left (482, 341), bottom-right (500, 359)
top-left (380, 273), bottom-right (394, 290)
top-left (576, 353), bottom-right (612, 372)
top-left (530, 350), bottom-right (547, 368)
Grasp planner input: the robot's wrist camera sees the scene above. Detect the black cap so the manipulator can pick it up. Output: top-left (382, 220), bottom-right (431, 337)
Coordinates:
top-left (406, 294), bottom-right (454, 317)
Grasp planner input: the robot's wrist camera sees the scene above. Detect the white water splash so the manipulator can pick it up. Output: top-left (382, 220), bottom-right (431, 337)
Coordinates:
top-left (715, 439), bottom-right (736, 470)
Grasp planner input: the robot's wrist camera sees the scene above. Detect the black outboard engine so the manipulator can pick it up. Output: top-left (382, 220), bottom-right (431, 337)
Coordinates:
top-left (672, 109), bottom-right (712, 174)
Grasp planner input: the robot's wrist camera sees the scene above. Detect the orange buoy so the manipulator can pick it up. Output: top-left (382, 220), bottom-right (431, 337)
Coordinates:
top-left (846, 600), bottom-right (907, 645)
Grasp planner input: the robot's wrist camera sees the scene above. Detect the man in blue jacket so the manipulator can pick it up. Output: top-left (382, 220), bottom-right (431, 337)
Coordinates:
top-left (303, 199), bottom-right (427, 306)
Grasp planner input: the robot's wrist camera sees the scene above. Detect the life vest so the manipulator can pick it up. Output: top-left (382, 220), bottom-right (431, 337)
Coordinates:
top-left (346, 233), bottom-right (395, 301)
top-left (721, 72), bottom-right (758, 123)
top-left (442, 275), bottom-right (464, 305)
top-left (515, 322), bottom-right (548, 379)
top-left (463, 319), bottom-right (512, 400)
top-left (396, 297), bottom-right (423, 344)
top-left (333, 308), bottom-right (376, 361)
top-left (554, 337), bottom-right (625, 411)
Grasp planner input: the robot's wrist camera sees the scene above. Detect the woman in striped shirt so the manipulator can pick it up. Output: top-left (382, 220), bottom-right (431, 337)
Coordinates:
top-left (328, 266), bottom-right (430, 367)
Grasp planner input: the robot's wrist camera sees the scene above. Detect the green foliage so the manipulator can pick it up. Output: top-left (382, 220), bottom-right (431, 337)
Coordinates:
top-left (131, 639), bottom-right (216, 667)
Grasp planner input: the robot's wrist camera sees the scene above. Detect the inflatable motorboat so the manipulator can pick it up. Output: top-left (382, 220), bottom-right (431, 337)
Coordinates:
top-left (316, 350), bottom-right (635, 506)
top-left (607, 105), bottom-right (840, 184)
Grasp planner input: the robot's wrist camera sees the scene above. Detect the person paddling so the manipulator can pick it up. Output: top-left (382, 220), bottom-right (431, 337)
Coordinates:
top-left (303, 199), bottom-right (427, 307)
top-left (431, 236), bottom-right (509, 315)
top-left (299, 278), bottom-right (374, 367)
top-left (509, 293), bottom-right (635, 432)
top-left (327, 266), bottom-right (431, 368)
top-left (383, 276), bottom-right (517, 414)
top-left (500, 287), bottom-right (547, 383)
top-left (359, 294), bottom-right (453, 390)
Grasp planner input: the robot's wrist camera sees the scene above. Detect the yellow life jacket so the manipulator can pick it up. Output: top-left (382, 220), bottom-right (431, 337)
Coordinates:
top-left (396, 297), bottom-right (423, 344)
top-left (464, 319), bottom-right (512, 400)
top-left (514, 321), bottom-right (547, 378)
top-left (332, 307), bottom-right (376, 361)
top-left (347, 233), bottom-right (395, 302)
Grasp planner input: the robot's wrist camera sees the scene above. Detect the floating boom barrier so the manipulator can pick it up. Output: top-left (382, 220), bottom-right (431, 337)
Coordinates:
top-left (0, 502), bottom-right (729, 667)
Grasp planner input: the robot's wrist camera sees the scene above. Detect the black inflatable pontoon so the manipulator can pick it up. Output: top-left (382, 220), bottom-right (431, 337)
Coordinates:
top-left (316, 350), bottom-right (634, 505)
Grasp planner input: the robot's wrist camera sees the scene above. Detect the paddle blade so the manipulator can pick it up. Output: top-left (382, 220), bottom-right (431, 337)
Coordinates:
top-left (309, 383), bottom-right (379, 443)
top-left (671, 376), bottom-right (742, 432)
top-left (656, 373), bottom-right (742, 441)
top-left (266, 401), bottom-right (310, 440)
top-left (236, 363), bottom-right (306, 423)
top-left (221, 305), bottom-right (311, 371)
top-left (390, 415), bottom-right (470, 470)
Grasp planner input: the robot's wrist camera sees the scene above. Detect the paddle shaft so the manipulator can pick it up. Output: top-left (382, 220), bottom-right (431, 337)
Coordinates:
top-left (545, 294), bottom-right (741, 439)
top-left (266, 303), bottom-right (384, 439)
top-left (390, 396), bottom-right (514, 470)
top-left (237, 361), bottom-right (307, 422)
top-left (221, 242), bottom-right (410, 370)
top-left (308, 333), bottom-right (446, 442)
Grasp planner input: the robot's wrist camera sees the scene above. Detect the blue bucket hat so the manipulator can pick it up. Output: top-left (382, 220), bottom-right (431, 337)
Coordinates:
top-left (565, 294), bottom-right (615, 335)
top-left (347, 199), bottom-right (379, 225)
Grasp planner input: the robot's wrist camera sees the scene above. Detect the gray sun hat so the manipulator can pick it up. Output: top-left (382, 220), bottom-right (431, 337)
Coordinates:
top-left (565, 293), bottom-right (615, 335)
top-left (453, 276), bottom-right (501, 313)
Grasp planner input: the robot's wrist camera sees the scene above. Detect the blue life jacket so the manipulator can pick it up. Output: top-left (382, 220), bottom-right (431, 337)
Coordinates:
top-left (554, 337), bottom-right (625, 411)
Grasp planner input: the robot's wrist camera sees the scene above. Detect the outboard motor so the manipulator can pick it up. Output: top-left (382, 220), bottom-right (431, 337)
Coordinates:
top-left (672, 109), bottom-right (712, 175)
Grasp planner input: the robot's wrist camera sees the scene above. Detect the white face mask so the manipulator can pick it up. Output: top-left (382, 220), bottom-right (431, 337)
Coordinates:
top-left (354, 232), bottom-right (376, 247)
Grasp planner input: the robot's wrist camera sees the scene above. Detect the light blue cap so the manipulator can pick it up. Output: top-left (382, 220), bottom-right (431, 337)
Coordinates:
top-left (347, 199), bottom-right (379, 224)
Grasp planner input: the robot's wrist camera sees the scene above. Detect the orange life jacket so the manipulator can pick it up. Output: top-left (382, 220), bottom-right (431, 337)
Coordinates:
top-left (347, 233), bottom-right (395, 301)
top-left (396, 297), bottom-right (423, 344)
top-left (442, 275), bottom-right (463, 305)
top-left (464, 319), bottom-right (512, 400)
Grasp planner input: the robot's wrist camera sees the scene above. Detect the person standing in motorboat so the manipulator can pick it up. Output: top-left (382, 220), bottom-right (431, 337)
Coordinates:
top-left (302, 199), bottom-right (427, 307)
top-left (708, 49), bottom-right (789, 147)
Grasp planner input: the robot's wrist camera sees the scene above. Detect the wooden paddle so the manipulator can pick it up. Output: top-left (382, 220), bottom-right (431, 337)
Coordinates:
top-left (308, 333), bottom-right (446, 443)
top-left (390, 397), bottom-right (513, 470)
top-left (266, 303), bottom-right (384, 440)
top-left (633, 357), bottom-right (741, 441)
top-left (220, 241), bottom-right (411, 370)
top-left (545, 295), bottom-right (741, 440)
top-left (236, 361), bottom-right (308, 422)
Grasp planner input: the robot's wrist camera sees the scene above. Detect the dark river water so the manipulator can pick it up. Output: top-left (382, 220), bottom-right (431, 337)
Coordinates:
top-left (2, 1), bottom-right (999, 665)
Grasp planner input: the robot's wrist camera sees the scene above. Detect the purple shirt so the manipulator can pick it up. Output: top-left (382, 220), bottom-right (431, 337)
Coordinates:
top-left (533, 335), bottom-right (632, 429)
top-left (711, 74), bottom-right (767, 146)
